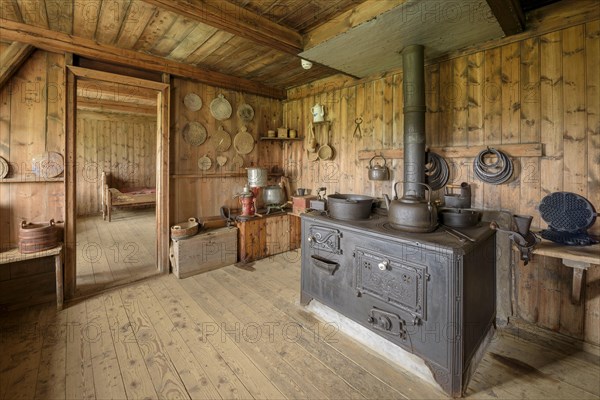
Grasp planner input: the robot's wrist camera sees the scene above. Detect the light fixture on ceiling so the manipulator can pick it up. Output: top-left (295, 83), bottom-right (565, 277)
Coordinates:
top-left (301, 59), bottom-right (313, 69)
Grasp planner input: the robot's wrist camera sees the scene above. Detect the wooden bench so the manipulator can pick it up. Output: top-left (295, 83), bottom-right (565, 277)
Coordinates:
top-left (0, 244), bottom-right (64, 310)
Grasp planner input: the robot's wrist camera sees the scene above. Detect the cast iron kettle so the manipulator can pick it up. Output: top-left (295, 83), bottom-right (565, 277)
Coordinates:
top-left (384, 182), bottom-right (438, 233)
top-left (367, 154), bottom-right (390, 181)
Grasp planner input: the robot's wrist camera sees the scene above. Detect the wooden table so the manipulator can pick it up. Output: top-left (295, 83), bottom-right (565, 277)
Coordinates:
top-left (532, 240), bottom-right (599, 304)
top-left (0, 244), bottom-right (64, 310)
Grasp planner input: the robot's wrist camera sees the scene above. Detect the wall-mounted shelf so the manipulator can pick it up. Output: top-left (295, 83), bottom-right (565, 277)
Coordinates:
top-left (0, 175), bottom-right (64, 183)
top-left (358, 143), bottom-right (542, 160)
top-left (259, 137), bottom-right (303, 141)
top-left (171, 172), bottom-right (284, 179)
top-left (531, 239), bottom-right (600, 304)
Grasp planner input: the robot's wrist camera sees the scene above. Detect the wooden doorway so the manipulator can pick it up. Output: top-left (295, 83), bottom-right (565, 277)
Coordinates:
top-left (64, 66), bottom-right (170, 299)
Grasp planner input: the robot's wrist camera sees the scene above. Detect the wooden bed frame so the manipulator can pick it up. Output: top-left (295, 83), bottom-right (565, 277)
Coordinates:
top-left (101, 172), bottom-right (156, 222)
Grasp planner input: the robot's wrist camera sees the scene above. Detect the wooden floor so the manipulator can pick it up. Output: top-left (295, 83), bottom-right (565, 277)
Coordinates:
top-left (1, 252), bottom-right (599, 399)
top-left (75, 208), bottom-right (158, 297)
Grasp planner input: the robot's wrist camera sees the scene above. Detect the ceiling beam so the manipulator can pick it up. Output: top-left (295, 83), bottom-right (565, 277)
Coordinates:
top-left (0, 18), bottom-right (286, 99)
top-left (141, 0), bottom-right (303, 55)
top-left (0, 41), bottom-right (35, 89)
top-left (485, 0), bottom-right (526, 35)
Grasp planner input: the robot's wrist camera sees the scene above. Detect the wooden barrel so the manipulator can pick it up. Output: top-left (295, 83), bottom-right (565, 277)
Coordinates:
top-left (19, 219), bottom-right (59, 253)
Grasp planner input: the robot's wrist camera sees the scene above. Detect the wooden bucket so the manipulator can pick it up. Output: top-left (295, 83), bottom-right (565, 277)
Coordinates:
top-left (19, 219), bottom-right (59, 253)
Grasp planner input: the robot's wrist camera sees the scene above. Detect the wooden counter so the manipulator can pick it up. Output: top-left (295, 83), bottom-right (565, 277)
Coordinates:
top-left (236, 212), bottom-right (301, 263)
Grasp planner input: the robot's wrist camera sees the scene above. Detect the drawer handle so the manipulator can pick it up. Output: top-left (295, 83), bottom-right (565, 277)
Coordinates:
top-left (311, 255), bottom-right (338, 275)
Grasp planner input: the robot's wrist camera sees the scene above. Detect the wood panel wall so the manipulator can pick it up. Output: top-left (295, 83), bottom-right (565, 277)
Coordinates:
top-left (75, 110), bottom-right (156, 216)
top-left (283, 20), bottom-right (600, 345)
top-left (0, 50), bottom-right (65, 310)
top-left (170, 77), bottom-right (284, 224)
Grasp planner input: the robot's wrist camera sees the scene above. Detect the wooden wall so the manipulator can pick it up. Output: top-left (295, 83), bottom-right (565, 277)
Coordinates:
top-left (170, 77), bottom-right (284, 224)
top-left (75, 110), bottom-right (156, 216)
top-left (283, 20), bottom-right (600, 345)
top-left (0, 50), bottom-right (65, 310)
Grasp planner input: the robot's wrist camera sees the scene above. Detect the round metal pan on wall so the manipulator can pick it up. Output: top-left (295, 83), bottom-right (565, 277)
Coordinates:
top-left (237, 103), bottom-right (254, 122)
top-left (197, 155), bottom-right (212, 171)
top-left (183, 93), bottom-right (202, 111)
top-left (182, 122), bottom-right (207, 146)
top-left (233, 126), bottom-right (254, 155)
top-left (210, 94), bottom-right (232, 120)
top-left (211, 125), bottom-right (232, 152)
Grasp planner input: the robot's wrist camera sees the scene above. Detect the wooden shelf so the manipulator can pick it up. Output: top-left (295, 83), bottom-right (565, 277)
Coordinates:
top-left (171, 172), bottom-right (284, 179)
top-left (531, 239), bottom-right (600, 304)
top-left (0, 174), bottom-right (64, 183)
top-left (259, 137), bottom-right (303, 141)
top-left (357, 143), bottom-right (542, 160)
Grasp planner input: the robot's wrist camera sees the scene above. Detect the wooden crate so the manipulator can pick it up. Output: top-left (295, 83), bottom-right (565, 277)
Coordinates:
top-left (170, 227), bottom-right (238, 278)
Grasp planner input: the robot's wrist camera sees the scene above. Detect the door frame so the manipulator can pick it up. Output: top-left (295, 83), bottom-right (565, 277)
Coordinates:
top-left (64, 65), bottom-right (170, 299)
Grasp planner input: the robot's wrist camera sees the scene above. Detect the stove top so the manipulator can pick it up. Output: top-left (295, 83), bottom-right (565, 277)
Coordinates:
top-left (303, 210), bottom-right (494, 252)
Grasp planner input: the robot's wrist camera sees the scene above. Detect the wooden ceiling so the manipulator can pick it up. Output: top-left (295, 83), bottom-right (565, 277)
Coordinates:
top-left (0, 0), bottom-right (580, 99)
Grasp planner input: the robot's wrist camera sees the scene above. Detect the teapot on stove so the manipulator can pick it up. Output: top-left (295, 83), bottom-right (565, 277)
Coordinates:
top-left (383, 182), bottom-right (438, 233)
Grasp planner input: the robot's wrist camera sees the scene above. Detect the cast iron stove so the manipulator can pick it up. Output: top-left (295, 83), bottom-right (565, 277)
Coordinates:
top-left (300, 211), bottom-right (496, 397)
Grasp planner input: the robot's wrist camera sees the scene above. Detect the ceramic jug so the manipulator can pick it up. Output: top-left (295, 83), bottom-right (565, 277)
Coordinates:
top-left (311, 103), bottom-right (325, 123)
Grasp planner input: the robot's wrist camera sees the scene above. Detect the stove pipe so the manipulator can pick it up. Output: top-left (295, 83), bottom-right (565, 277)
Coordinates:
top-left (402, 45), bottom-right (426, 200)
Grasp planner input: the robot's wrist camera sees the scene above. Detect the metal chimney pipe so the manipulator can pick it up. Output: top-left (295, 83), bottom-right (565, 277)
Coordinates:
top-left (402, 45), bottom-right (426, 200)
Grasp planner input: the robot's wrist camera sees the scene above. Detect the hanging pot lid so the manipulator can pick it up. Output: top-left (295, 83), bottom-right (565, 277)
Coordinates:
top-left (210, 94), bottom-right (232, 120)
top-left (32, 151), bottom-right (64, 178)
top-left (233, 126), bottom-right (254, 155)
top-left (198, 155), bottom-right (212, 171)
top-left (211, 125), bottom-right (232, 152)
top-left (237, 103), bottom-right (254, 122)
top-left (183, 93), bottom-right (202, 111)
top-left (231, 154), bottom-right (244, 170)
top-left (216, 155), bottom-right (228, 167)
top-left (182, 122), bottom-right (207, 146)
top-left (0, 156), bottom-right (8, 179)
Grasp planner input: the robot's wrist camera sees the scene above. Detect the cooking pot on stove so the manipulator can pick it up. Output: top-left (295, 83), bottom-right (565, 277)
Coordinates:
top-left (384, 182), bottom-right (438, 233)
top-left (439, 208), bottom-right (481, 228)
top-left (327, 194), bottom-right (374, 220)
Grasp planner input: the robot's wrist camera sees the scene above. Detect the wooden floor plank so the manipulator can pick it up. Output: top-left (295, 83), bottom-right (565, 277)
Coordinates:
top-left (102, 291), bottom-right (158, 399)
top-left (132, 282), bottom-right (223, 400)
top-left (34, 307), bottom-right (68, 400)
top-left (175, 276), bottom-right (326, 399)
top-left (147, 278), bottom-right (255, 399)
top-left (0, 304), bottom-right (50, 400)
top-left (118, 285), bottom-right (191, 399)
top-left (194, 272), bottom-right (366, 400)
top-left (85, 296), bottom-right (128, 400)
top-left (65, 301), bottom-right (95, 400)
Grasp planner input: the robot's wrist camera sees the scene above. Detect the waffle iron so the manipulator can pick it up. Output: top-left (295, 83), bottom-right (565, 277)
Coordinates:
top-left (539, 192), bottom-right (598, 246)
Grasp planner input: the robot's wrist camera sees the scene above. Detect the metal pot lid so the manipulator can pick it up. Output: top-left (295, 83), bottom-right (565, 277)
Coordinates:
top-left (183, 93), bottom-right (202, 111)
top-left (32, 151), bottom-right (64, 178)
top-left (211, 125), bottom-right (232, 152)
top-left (197, 155), bottom-right (212, 171)
top-left (237, 103), bottom-right (254, 122)
top-left (233, 126), bottom-right (254, 155)
top-left (216, 155), bottom-right (228, 167)
top-left (182, 122), bottom-right (207, 146)
top-left (231, 154), bottom-right (244, 170)
top-left (210, 94), bottom-right (232, 120)
top-left (539, 192), bottom-right (597, 232)
top-left (0, 156), bottom-right (8, 178)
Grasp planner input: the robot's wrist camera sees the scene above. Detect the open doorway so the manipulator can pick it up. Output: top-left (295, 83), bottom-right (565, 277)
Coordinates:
top-left (64, 66), bottom-right (170, 299)
top-left (74, 78), bottom-right (158, 296)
